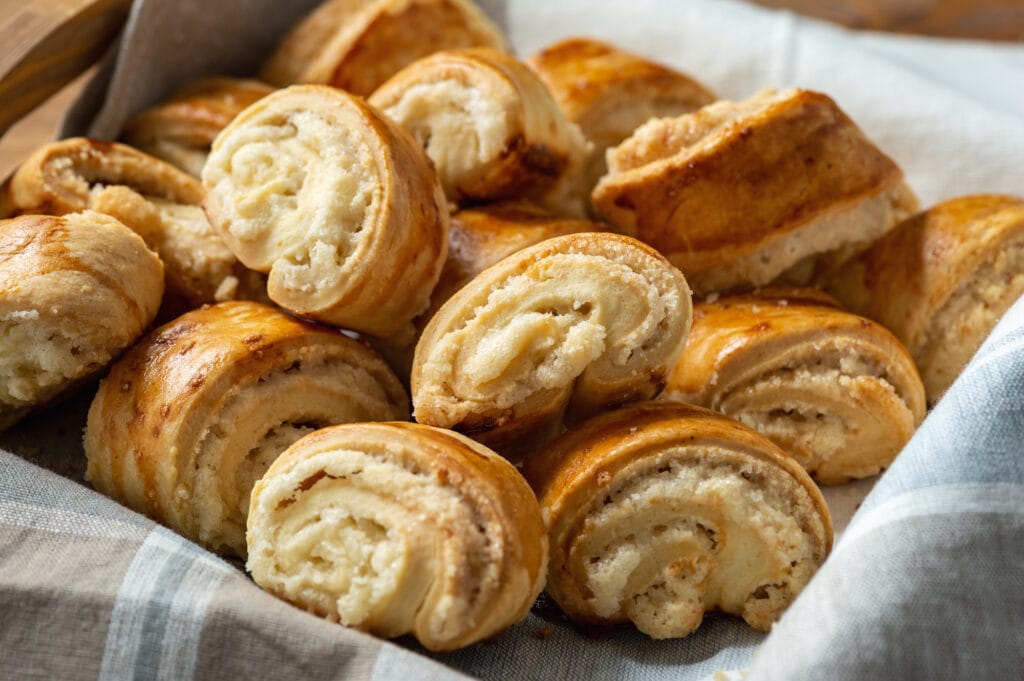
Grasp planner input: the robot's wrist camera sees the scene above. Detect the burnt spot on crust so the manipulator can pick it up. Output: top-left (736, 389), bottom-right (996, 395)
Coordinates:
top-left (187, 370), bottom-right (207, 389)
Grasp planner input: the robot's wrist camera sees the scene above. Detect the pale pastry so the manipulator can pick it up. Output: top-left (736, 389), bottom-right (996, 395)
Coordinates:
top-left (121, 77), bottom-right (275, 177)
top-left (411, 232), bottom-right (692, 454)
top-left (202, 85), bottom-right (449, 338)
top-left (2, 137), bottom-right (260, 311)
top-left (368, 49), bottom-right (589, 213)
top-left (261, 0), bottom-right (507, 96)
top-left (84, 301), bottom-right (409, 557)
top-left (663, 288), bottom-right (926, 484)
top-left (246, 421), bottom-right (547, 651)
top-left (828, 194), bottom-right (1024, 404)
top-left (523, 401), bottom-right (832, 639)
top-left (592, 88), bottom-right (918, 295)
top-left (0, 212), bottom-right (163, 430)
top-left (527, 37), bottom-right (716, 197)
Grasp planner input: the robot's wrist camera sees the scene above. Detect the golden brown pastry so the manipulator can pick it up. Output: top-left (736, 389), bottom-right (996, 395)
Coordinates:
top-left (523, 401), bottom-right (832, 639)
top-left (0, 212), bottom-right (163, 430)
top-left (121, 78), bottom-right (275, 177)
top-left (663, 288), bottom-right (926, 484)
top-left (261, 0), bottom-right (507, 96)
top-left (411, 232), bottom-right (692, 454)
top-left (84, 301), bottom-right (409, 557)
top-left (202, 85), bottom-right (449, 339)
top-left (527, 37), bottom-right (716, 196)
top-left (592, 88), bottom-right (918, 295)
top-left (828, 194), bottom-right (1024, 404)
top-left (368, 49), bottom-right (589, 213)
top-left (246, 421), bottom-right (547, 652)
top-left (2, 137), bottom-right (263, 311)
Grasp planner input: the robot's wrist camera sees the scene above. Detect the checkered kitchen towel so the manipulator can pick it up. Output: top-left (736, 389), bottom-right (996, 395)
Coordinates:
top-left (4, 0), bottom-right (1024, 679)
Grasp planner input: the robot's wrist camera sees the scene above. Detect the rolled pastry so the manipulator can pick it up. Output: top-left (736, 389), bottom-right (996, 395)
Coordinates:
top-left (261, 0), bottom-right (507, 96)
top-left (0, 212), bottom-right (163, 430)
top-left (523, 401), bottom-right (832, 639)
top-left (84, 301), bottom-right (409, 557)
top-left (527, 37), bottom-right (716, 196)
top-left (592, 88), bottom-right (918, 295)
top-left (411, 232), bottom-right (692, 453)
top-left (368, 49), bottom-right (589, 212)
top-left (121, 77), bottom-right (275, 177)
top-left (828, 194), bottom-right (1024, 404)
top-left (2, 137), bottom-right (261, 310)
top-left (662, 288), bottom-right (926, 484)
top-left (202, 85), bottom-right (449, 338)
top-left (246, 421), bottom-right (547, 651)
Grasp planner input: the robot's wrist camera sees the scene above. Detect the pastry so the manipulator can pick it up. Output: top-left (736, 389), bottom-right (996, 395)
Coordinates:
top-left (121, 77), bottom-right (275, 177)
top-left (592, 88), bottom-right (918, 295)
top-left (0, 212), bottom-right (163, 430)
top-left (527, 37), bottom-right (716, 197)
top-left (261, 0), bottom-right (507, 96)
top-left (2, 137), bottom-right (261, 311)
top-left (663, 288), bottom-right (926, 484)
top-left (202, 85), bottom-right (449, 338)
top-left (411, 232), bottom-right (692, 454)
top-left (246, 421), bottom-right (547, 651)
top-left (828, 194), bottom-right (1024, 404)
top-left (84, 301), bottom-right (409, 557)
top-left (523, 401), bottom-right (832, 639)
top-left (368, 48), bottom-right (589, 212)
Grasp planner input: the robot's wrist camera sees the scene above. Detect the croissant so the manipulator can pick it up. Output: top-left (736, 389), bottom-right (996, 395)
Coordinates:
top-left (84, 301), bottom-right (409, 557)
top-left (523, 401), bottom-right (832, 639)
top-left (121, 77), bottom-right (275, 177)
top-left (368, 49), bottom-right (589, 212)
top-left (527, 37), bottom-right (716, 197)
top-left (261, 0), bottom-right (507, 96)
top-left (592, 88), bottom-right (918, 295)
top-left (828, 194), bottom-right (1024, 404)
top-left (411, 232), bottom-right (692, 454)
top-left (0, 212), bottom-right (163, 430)
top-left (246, 421), bottom-right (547, 652)
top-left (662, 288), bottom-right (925, 484)
top-left (202, 85), bottom-right (449, 338)
top-left (2, 137), bottom-right (261, 311)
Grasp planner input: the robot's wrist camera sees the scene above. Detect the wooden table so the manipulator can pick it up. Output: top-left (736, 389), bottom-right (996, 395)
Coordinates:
top-left (1, 0), bottom-right (1021, 179)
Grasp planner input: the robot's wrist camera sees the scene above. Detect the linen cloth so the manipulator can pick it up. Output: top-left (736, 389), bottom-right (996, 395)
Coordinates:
top-left (2, 0), bottom-right (1023, 679)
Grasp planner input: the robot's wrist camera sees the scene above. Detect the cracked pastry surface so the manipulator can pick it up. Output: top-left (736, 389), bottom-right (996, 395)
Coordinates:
top-left (523, 401), bottom-right (832, 639)
top-left (828, 194), bottom-right (1024, 404)
top-left (261, 0), bottom-right (507, 96)
top-left (202, 85), bottom-right (449, 338)
top-left (84, 301), bottom-right (409, 557)
top-left (411, 232), bottom-right (691, 454)
top-left (662, 288), bottom-right (925, 484)
top-left (369, 48), bottom-right (589, 213)
top-left (592, 88), bottom-right (917, 295)
top-left (246, 421), bottom-right (546, 651)
top-left (0, 212), bottom-right (163, 430)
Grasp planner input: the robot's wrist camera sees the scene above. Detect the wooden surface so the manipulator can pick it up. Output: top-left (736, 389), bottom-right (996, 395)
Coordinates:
top-left (0, 0), bottom-right (1021, 179)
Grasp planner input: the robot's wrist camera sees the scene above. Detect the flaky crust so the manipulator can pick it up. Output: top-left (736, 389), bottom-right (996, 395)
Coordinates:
top-left (0, 212), bottom-right (163, 430)
top-left (84, 301), bottom-right (409, 557)
top-left (664, 288), bottom-right (925, 484)
top-left (247, 422), bottom-right (546, 651)
top-left (524, 401), bottom-right (831, 638)
top-left (202, 85), bottom-right (449, 338)
top-left (261, 0), bottom-right (507, 96)
top-left (411, 232), bottom-right (692, 454)
top-left (527, 37), bottom-right (716, 196)
top-left (592, 89), bottom-right (917, 294)
top-left (829, 194), bottom-right (1024, 403)
top-left (369, 48), bottom-right (589, 212)
top-left (121, 78), bottom-right (275, 177)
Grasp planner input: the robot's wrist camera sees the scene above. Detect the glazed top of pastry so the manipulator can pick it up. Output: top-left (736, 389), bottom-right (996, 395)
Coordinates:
top-left (527, 36), bottom-right (716, 128)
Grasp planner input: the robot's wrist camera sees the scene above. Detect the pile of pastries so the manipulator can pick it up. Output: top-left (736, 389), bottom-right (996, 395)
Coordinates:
top-left (2, 0), bottom-right (1022, 653)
